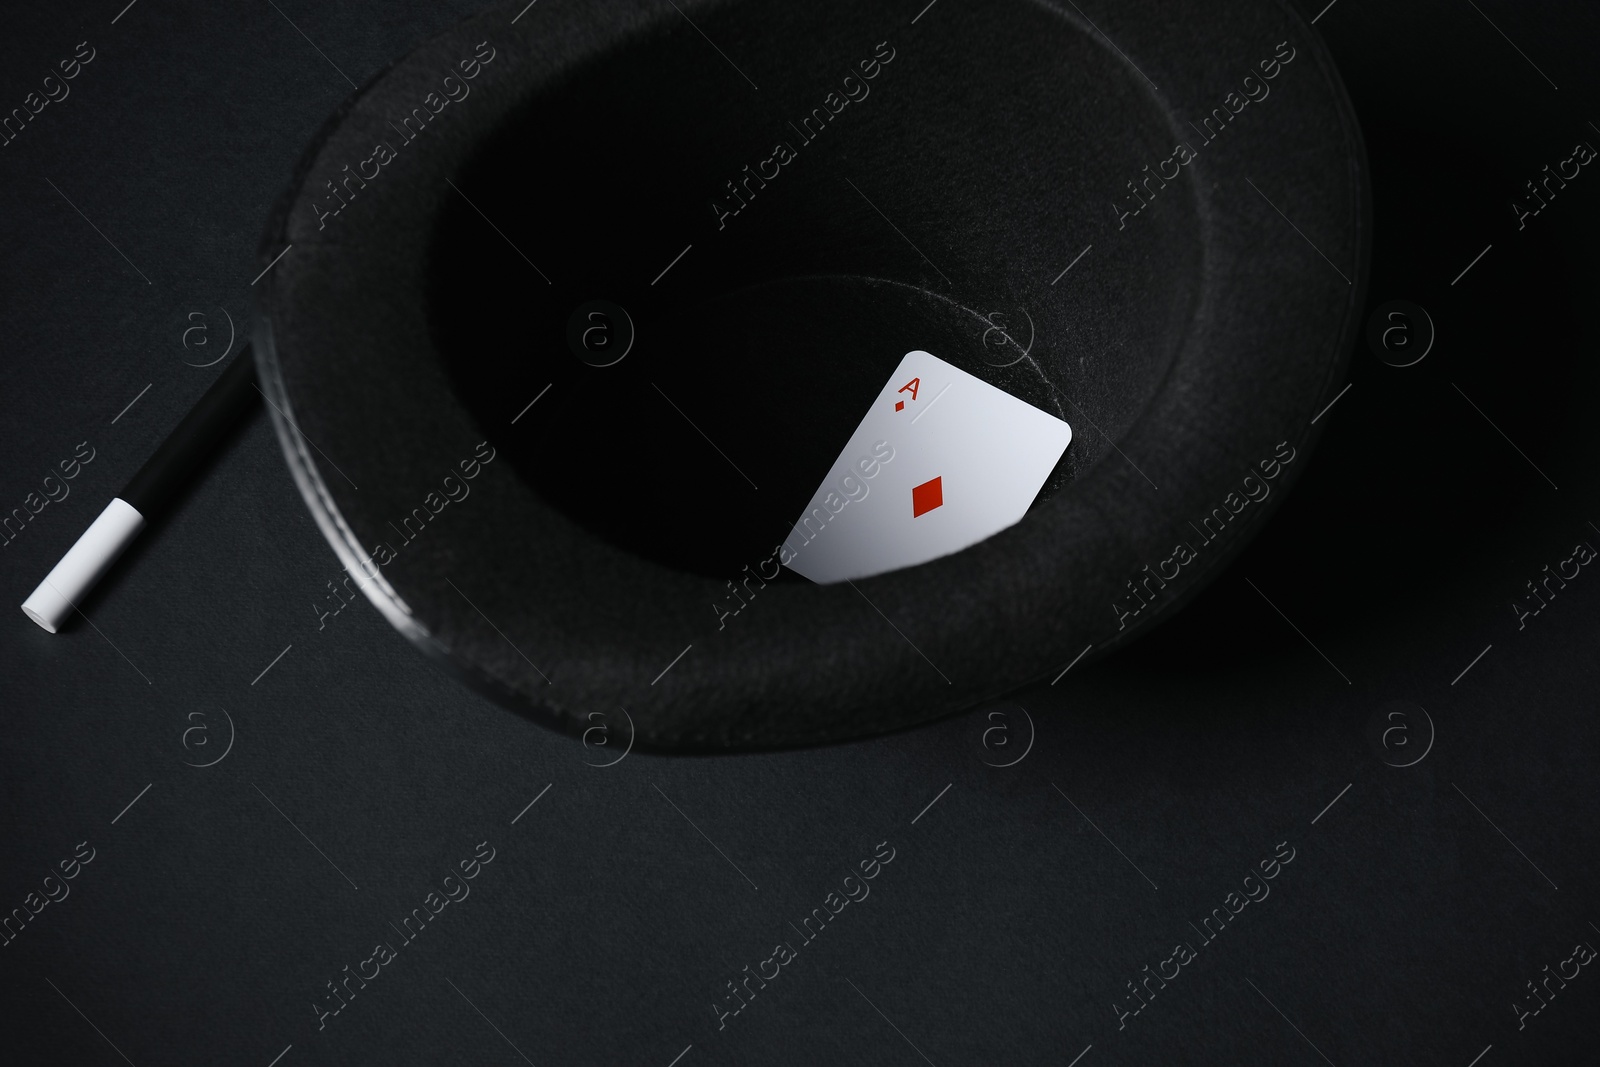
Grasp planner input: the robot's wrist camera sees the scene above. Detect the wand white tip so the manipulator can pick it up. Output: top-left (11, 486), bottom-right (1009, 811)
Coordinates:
top-left (21, 498), bottom-right (145, 633)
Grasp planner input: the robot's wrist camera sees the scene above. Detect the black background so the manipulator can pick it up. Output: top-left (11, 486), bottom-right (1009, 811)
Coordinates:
top-left (3, 1), bottom-right (1599, 1064)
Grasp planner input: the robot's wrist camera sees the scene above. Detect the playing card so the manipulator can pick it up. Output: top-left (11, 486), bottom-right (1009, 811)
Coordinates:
top-left (781, 350), bottom-right (1073, 583)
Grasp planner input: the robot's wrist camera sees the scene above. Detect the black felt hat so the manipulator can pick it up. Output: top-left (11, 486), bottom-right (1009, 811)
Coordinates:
top-left (254, 0), bottom-right (1369, 750)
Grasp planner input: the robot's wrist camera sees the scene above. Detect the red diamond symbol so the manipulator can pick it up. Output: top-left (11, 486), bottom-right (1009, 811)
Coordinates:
top-left (894, 400), bottom-right (905, 411)
top-left (912, 476), bottom-right (943, 518)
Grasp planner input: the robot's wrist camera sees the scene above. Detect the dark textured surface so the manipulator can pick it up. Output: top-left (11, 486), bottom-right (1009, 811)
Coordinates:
top-left (3, 1), bottom-right (1600, 1065)
top-left (258, 0), bottom-right (1365, 748)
